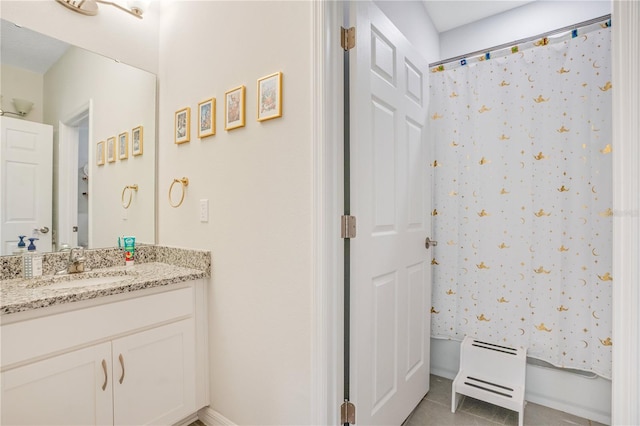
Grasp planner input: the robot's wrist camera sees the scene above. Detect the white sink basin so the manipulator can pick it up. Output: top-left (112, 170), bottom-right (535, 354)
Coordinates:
top-left (27, 271), bottom-right (135, 290)
top-left (43, 275), bottom-right (132, 290)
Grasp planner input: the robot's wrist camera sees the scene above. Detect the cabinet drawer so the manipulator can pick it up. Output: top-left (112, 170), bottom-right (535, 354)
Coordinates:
top-left (1, 286), bottom-right (194, 369)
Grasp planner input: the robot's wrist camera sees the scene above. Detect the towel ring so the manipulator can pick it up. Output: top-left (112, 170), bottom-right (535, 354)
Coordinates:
top-left (169, 177), bottom-right (189, 208)
top-left (121, 184), bottom-right (139, 209)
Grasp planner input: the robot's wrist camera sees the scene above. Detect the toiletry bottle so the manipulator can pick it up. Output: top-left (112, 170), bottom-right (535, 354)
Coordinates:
top-left (27, 238), bottom-right (43, 277)
top-left (123, 236), bottom-right (136, 266)
top-left (23, 248), bottom-right (33, 279)
top-left (14, 235), bottom-right (27, 255)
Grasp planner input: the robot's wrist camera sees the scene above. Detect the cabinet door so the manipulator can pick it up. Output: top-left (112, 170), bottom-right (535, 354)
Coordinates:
top-left (1, 342), bottom-right (113, 426)
top-left (112, 319), bottom-right (196, 425)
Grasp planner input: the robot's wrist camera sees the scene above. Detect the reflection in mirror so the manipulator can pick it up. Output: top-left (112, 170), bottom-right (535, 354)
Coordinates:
top-left (0, 19), bottom-right (156, 255)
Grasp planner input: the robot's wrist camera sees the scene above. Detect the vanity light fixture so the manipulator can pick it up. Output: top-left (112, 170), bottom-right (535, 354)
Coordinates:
top-left (55, 0), bottom-right (149, 19)
top-left (0, 98), bottom-right (34, 118)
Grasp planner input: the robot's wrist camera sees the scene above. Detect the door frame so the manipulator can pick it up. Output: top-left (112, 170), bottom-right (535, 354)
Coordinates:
top-left (611, 1), bottom-right (640, 424)
top-left (57, 100), bottom-right (93, 250)
top-left (311, 1), bottom-right (344, 424)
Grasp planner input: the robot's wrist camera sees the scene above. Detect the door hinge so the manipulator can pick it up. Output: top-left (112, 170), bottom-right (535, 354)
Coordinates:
top-left (341, 215), bottom-right (357, 239)
top-left (341, 26), bottom-right (356, 51)
top-left (340, 400), bottom-right (356, 424)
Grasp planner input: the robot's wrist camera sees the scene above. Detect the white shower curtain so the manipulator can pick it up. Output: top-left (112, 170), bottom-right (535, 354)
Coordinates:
top-left (429, 23), bottom-right (612, 378)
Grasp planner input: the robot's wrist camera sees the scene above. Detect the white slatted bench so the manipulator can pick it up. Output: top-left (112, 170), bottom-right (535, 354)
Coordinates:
top-left (452, 336), bottom-right (527, 426)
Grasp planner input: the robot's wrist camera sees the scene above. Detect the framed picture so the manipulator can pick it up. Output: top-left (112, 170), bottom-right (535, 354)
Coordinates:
top-left (96, 141), bottom-right (105, 166)
top-left (198, 98), bottom-right (216, 138)
top-left (107, 137), bottom-right (116, 163)
top-left (175, 107), bottom-right (191, 144)
top-left (257, 72), bottom-right (283, 122)
top-left (118, 131), bottom-right (129, 160)
top-left (132, 126), bottom-right (143, 156)
top-left (224, 85), bottom-right (245, 131)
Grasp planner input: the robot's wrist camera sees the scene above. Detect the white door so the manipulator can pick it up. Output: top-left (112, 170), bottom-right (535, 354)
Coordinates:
top-left (1, 342), bottom-right (113, 426)
top-left (0, 117), bottom-right (53, 255)
top-left (350, 2), bottom-right (432, 424)
top-left (112, 320), bottom-right (196, 425)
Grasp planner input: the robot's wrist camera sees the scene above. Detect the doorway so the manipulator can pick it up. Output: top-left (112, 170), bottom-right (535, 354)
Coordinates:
top-left (57, 102), bottom-right (92, 250)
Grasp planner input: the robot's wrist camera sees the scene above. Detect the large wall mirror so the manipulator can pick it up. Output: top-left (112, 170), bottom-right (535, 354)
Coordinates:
top-left (1, 19), bottom-right (156, 255)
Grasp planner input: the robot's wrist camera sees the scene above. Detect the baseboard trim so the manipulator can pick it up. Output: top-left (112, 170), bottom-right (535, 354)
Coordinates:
top-left (173, 413), bottom-right (199, 426)
top-left (198, 407), bottom-right (236, 426)
top-left (525, 391), bottom-right (610, 425)
top-left (430, 365), bottom-right (456, 381)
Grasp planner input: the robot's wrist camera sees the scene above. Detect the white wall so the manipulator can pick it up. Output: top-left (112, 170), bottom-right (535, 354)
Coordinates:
top-left (0, 0), bottom-right (159, 73)
top-left (157, 1), bottom-right (314, 424)
top-left (0, 65), bottom-right (43, 122)
top-left (439, 0), bottom-right (612, 61)
top-left (44, 46), bottom-right (156, 248)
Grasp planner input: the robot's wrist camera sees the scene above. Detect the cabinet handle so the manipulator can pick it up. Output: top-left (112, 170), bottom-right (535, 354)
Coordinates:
top-left (118, 354), bottom-right (125, 384)
top-left (101, 359), bottom-right (108, 391)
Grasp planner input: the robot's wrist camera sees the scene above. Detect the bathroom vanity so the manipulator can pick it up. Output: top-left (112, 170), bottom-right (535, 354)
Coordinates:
top-left (0, 246), bottom-right (210, 426)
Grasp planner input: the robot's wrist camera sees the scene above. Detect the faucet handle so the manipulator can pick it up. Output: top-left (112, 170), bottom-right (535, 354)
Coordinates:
top-left (70, 246), bottom-right (85, 260)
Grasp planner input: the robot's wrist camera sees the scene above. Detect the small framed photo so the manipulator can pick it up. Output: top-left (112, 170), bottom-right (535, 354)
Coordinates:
top-left (107, 137), bottom-right (116, 163)
top-left (118, 132), bottom-right (129, 160)
top-left (257, 72), bottom-right (283, 122)
top-left (175, 107), bottom-right (191, 144)
top-left (132, 126), bottom-right (143, 156)
top-left (198, 98), bottom-right (216, 138)
top-left (96, 141), bottom-right (105, 166)
top-left (224, 85), bottom-right (245, 131)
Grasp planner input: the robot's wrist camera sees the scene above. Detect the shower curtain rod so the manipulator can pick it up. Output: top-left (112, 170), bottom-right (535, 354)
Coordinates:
top-left (429, 14), bottom-right (611, 67)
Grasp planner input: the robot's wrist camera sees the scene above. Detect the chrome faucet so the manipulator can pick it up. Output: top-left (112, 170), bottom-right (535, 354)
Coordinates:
top-left (57, 247), bottom-right (87, 274)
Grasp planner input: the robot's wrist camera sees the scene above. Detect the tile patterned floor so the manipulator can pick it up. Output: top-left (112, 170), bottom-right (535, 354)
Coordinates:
top-left (402, 375), bottom-right (608, 426)
top-left (188, 375), bottom-right (608, 425)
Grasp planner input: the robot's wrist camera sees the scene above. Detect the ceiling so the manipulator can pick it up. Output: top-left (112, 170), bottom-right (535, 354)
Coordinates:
top-left (422, 0), bottom-right (537, 33)
top-left (1, 20), bottom-right (69, 74)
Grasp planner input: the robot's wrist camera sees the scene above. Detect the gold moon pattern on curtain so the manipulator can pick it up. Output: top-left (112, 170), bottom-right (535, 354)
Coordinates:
top-left (429, 22), bottom-right (612, 378)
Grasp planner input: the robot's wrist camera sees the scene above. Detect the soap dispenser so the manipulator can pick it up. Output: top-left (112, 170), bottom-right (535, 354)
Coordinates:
top-left (14, 235), bottom-right (27, 254)
top-left (23, 248), bottom-right (32, 279)
top-left (27, 237), bottom-right (38, 252)
top-left (24, 238), bottom-right (43, 278)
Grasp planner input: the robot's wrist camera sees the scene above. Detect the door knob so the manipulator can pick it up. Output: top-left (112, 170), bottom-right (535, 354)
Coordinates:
top-left (34, 226), bottom-right (50, 234)
top-left (425, 237), bottom-right (438, 249)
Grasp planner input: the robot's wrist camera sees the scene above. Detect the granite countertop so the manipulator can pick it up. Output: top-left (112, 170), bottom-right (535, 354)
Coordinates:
top-left (0, 262), bottom-right (206, 316)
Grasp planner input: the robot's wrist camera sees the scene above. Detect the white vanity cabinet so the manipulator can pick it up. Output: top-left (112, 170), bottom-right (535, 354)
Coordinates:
top-left (0, 279), bottom-right (208, 426)
top-left (2, 342), bottom-right (114, 425)
top-left (112, 319), bottom-right (195, 425)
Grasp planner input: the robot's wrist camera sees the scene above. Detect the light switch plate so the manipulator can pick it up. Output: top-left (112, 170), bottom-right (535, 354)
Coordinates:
top-left (199, 199), bottom-right (209, 222)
